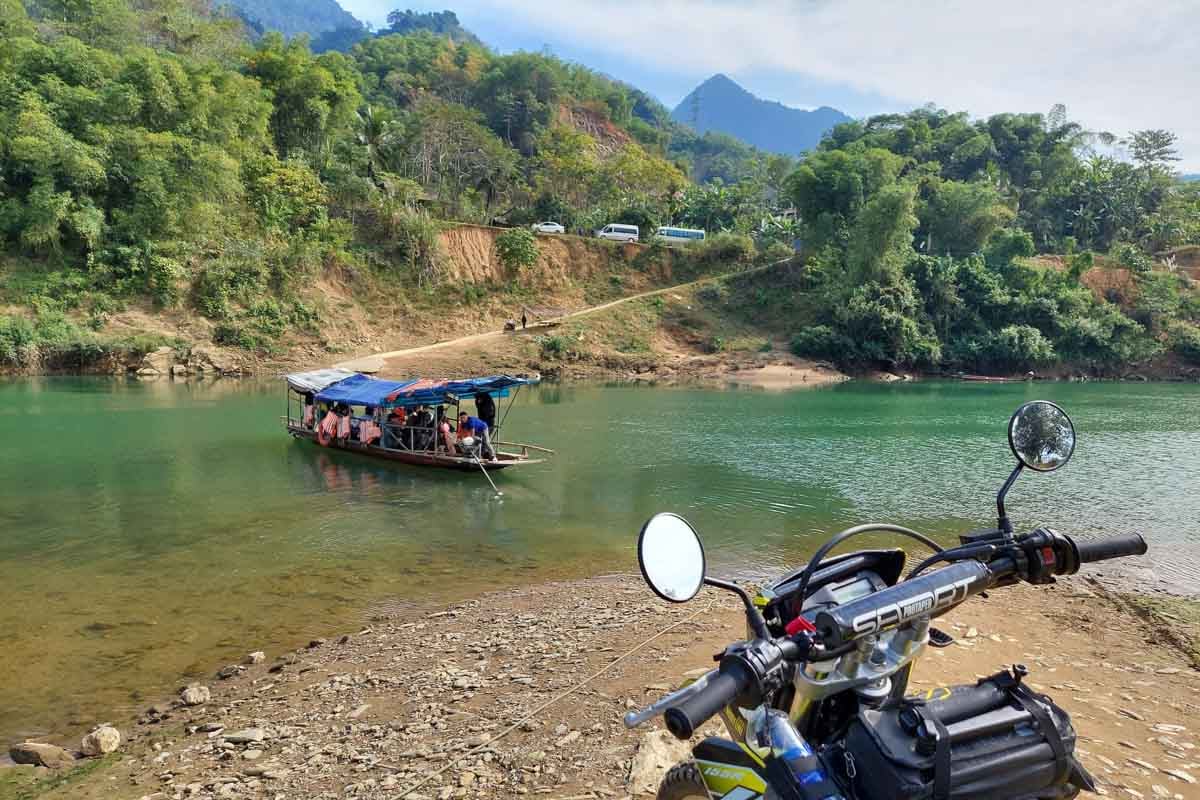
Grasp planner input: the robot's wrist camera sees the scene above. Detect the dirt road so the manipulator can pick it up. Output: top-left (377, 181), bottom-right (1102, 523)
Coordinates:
top-left (334, 261), bottom-right (789, 374)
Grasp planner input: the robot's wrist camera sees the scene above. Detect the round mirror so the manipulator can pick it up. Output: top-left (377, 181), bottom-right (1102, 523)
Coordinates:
top-left (1009, 401), bottom-right (1076, 472)
top-left (637, 513), bottom-right (706, 603)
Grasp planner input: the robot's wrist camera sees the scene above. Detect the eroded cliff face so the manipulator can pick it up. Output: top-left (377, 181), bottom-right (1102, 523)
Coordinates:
top-left (436, 225), bottom-right (676, 291)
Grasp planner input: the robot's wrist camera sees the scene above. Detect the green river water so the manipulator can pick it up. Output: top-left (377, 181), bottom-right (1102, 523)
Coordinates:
top-left (1, 377), bottom-right (1198, 744)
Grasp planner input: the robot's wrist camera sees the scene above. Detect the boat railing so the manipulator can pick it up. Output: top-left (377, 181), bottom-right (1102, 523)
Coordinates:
top-left (493, 440), bottom-right (556, 458)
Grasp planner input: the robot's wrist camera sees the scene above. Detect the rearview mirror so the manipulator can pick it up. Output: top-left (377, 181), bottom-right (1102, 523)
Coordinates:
top-left (1009, 401), bottom-right (1076, 472)
top-left (638, 513), bottom-right (706, 603)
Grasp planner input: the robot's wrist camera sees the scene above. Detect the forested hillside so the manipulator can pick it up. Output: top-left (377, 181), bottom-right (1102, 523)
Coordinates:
top-left (753, 110), bottom-right (1200, 375)
top-left (0, 0), bottom-right (787, 371)
top-left (227, 0), bottom-right (361, 38)
top-left (310, 9), bottom-right (479, 55)
top-left (0, 0), bottom-right (1197, 377)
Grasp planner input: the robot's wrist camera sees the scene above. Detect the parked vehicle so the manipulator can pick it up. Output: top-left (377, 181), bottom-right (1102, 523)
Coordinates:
top-left (626, 400), bottom-right (1148, 800)
top-left (531, 221), bottom-right (565, 234)
top-left (595, 223), bottom-right (640, 243)
top-left (654, 226), bottom-right (706, 246)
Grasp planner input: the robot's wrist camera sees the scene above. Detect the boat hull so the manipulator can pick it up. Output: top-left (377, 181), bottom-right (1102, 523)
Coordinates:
top-left (286, 426), bottom-right (542, 472)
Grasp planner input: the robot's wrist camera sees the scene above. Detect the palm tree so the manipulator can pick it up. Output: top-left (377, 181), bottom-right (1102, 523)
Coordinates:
top-left (357, 105), bottom-right (396, 191)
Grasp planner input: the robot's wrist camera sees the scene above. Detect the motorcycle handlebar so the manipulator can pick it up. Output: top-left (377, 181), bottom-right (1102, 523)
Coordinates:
top-left (650, 530), bottom-right (1148, 739)
top-left (1074, 532), bottom-right (1147, 564)
top-left (663, 667), bottom-right (745, 740)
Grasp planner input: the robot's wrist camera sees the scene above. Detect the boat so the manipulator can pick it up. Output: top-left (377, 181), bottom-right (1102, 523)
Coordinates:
top-left (959, 374), bottom-right (1031, 383)
top-left (283, 370), bottom-right (552, 472)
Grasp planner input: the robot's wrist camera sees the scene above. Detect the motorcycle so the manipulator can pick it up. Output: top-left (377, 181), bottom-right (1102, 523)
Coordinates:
top-left (625, 400), bottom-right (1148, 800)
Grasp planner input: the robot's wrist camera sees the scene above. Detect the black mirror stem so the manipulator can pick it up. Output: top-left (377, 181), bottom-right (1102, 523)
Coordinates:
top-left (996, 462), bottom-right (1024, 540)
top-left (705, 577), bottom-right (772, 640)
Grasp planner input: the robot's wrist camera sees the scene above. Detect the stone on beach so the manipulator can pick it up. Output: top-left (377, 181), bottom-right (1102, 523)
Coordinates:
top-left (80, 724), bottom-right (121, 756)
top-left (180, 684), bottom-right (211, 706)
top-left (9, 742), bottom-right (76, 768)
top-left (223, 728), bottom-right (266, 744)
top-left (627, 730), bottom-right (692, 794)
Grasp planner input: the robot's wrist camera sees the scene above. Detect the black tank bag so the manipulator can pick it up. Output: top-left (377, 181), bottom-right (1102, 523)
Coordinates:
top-left (829, 668), bottom-right (1095, 800)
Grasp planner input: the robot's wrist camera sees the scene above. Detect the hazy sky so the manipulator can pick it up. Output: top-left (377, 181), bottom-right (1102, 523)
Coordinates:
top-left (340, 0), bottom-right (1200, 171)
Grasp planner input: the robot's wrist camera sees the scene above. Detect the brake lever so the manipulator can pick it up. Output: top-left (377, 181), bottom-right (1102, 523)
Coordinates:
top-left (622, 670), bottom-right (717, 729)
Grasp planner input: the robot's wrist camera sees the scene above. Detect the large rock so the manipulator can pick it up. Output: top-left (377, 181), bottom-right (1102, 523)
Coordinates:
top-left (190, 347), bottom-right (239, 376)
top-left (224, 728), bottom-right (266, 744)
top-left (80, 724), bottom-right (121, 756)
top-left (627, 730), bottom-right (692, 794)
top-left (9, 742), bottom-right (76, 769)
top-left (180, 684), bottom-right (211, 706)
top-left (142, 346), bottom-right (175, 374)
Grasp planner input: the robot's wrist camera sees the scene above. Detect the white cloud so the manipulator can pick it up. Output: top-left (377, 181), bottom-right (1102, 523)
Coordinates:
top-left (346, 0), bottom-right (1200, 170)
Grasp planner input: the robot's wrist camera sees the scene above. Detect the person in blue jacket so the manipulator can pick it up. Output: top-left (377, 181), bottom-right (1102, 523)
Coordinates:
top-left (457, 412), bottom-right (496, 462)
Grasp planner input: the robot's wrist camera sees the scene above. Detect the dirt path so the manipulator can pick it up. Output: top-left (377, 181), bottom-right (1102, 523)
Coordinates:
top-left (11, 573), bottom-right (1197, 800)
top-left (334, 261), bottom-right (788, 374)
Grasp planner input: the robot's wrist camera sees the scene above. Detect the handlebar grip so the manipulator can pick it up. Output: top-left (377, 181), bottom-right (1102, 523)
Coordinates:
top-left (1074, 533), bottom-right (1148, 564)
top-left (663, 668), bottom-right (744, 740)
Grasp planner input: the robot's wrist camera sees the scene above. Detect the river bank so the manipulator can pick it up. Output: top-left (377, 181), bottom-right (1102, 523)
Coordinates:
top-left (3, 573), bottom-right (1197, 800)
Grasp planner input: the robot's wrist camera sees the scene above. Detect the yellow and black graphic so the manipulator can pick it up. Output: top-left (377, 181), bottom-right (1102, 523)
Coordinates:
top-left (696, 758), bottom-right (767, 799)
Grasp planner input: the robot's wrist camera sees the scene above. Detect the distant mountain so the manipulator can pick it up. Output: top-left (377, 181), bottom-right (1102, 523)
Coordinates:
top-left (1181, 173), bottom-right (1200, 183)
top-left (224, 0), bottom-right (362, 39)
top-left (672, 74), bottom-right (851, 156)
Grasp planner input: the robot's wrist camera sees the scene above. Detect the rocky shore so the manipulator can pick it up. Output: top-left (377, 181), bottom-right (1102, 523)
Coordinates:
top-left (4, 573), bottom-right (1198, 800)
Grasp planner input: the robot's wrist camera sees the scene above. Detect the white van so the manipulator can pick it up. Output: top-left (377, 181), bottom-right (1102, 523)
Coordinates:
top-left (595, 224), bottom-right (639, 243)
top-left (654, 226), bottom-right (706, 246)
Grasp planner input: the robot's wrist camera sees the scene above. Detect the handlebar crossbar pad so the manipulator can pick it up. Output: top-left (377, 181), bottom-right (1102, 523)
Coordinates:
top-left (1074, 533), bottom-right (1147, 564)
top-left (814, 560), bottom-right (992, 650)
top-left (663, 668), bottom-right (744, 740)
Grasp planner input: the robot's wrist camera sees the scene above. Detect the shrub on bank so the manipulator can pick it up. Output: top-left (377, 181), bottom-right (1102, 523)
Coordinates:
top-left (0, 312), bottom-right (178, 370)
top-left (496, 228), bottom-right (540, 272)
top-left (985, 324), bottom-right (1056, 372)
top-left (695, 232), bottom-right (757, 267)
top-left (790, 325), bottom-right (856, 364)
top-left (1169, 321), bottom-right (1200, 365)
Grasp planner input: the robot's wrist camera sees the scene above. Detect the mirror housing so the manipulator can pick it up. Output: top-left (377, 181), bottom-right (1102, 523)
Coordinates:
top-left (637, 513), bottom-right (706, 603)
top-left (1008, 401), bottom-right (1076, 472)
top-left (997, 401), bottom-right (1077, 536)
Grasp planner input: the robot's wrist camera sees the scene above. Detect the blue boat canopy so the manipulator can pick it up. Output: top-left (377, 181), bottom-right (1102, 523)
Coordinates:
top-left (308, 373), bottom-right (534, 408)
top-left (312, 374), bottom-right (418, 406)
top-left (390, 375), bottom-right (534, 408)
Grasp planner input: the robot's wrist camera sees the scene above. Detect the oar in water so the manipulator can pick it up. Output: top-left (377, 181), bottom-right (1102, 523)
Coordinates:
top-left (472, 453), bottom-right (503, 497)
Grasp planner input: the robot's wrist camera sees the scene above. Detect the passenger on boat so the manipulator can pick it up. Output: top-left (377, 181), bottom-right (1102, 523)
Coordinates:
top-left (317, 407), bottom-right (339, 443)
top-left (359, 406), bottom-right (382, 445)
top-left (474, 391), bottom-right (497, 430)
top-left (302, 394), bottom-right (315, 429)
top-left (458, 413), bottom-right (496, 462)
top-left (436, 406), bottom-right (456, 454)
top-left (334, 403), bottom-right (352, 441)
top-left (384, 406), bottom-right (407, 448)
top-left (409, 405), bottom-right (434, 450)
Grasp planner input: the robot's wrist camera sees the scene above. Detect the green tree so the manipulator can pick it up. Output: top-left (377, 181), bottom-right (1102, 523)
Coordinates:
top-left (847, 182), bottom-right (918, 285)
top-left (243, 33), bottom-right (362, 164)
top-left (1124, 129), bottom-right (1180, 173)
top-left (919, 179), bottom-right (1013, 257)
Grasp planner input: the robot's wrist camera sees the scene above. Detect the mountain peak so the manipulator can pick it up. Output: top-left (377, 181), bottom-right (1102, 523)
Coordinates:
top-left (672, 77), bottom-right (851, 156)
